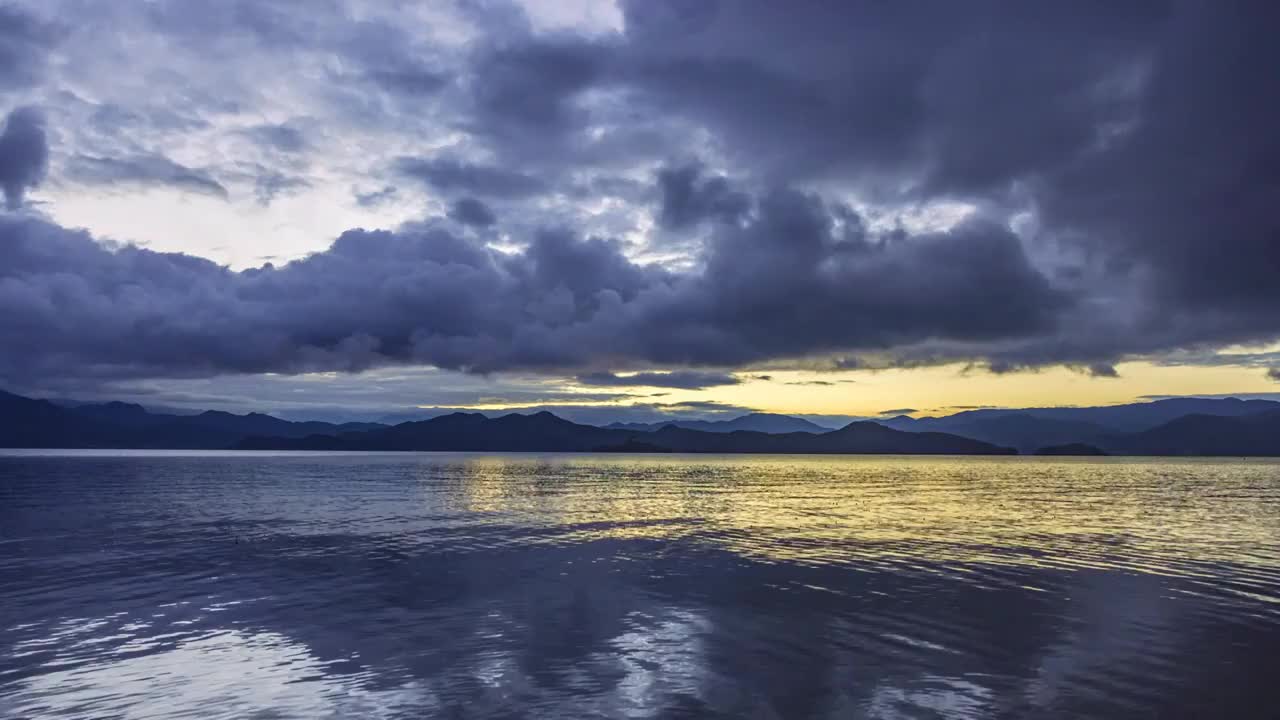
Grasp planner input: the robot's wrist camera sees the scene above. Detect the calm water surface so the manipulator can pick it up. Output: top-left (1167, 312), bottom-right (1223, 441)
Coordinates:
top-left (2, 452), bottom-right (1278, 719)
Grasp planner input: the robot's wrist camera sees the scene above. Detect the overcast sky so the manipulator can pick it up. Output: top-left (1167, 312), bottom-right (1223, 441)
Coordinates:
top-left (2, 0), bottom-right (1279, 422)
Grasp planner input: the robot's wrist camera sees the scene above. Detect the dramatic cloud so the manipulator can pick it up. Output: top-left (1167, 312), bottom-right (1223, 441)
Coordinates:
top-left (0, 191), bottom-right (1066, 384)
top-left (396, 158), bottom-right (546, 198)
top-left (1, 0), bottom-right (1278, 401)
top-left (1086, 364), bottom-right (1120, 379)
top-left (656, 163), bottom-right (749, 230)
top-left (0, 4), bottom-right (59, 89)
top-left (0, 107), bottom-right (47, 208)
top-left (576, 371), bottom-right (742, 390)
top-left (66, 153), bottom-right (228, 198)
top-left (448, 197), bottom-right (497, 228)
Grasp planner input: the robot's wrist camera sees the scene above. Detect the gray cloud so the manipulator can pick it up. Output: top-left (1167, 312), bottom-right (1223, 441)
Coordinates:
top-left (0, 4), bottom-right (59, 89)
top-left (448, 196), bottom-right (496, 227)
top-left (66, 153), bottom-right (229, 198)
top-left (0, 107), bottom-right (48, 209)
top-left (2, 0), bottom-right (1279, 400)
top-left (354, 185), bottom-right (397, 207)
top-left (395, 157), bottom-right (546, 198)
top-left (0, 186), bottom-right (1065, 385)
top-left (467, 39), bottom-right (607, 149)
top-left (1268, 368), bottom-right (1280, 382)
top-left (241, 123), bottom-right (307, 153)
top-left (576, 370), bottom-right (742, 390)
top-left (878, 408), bottom-right (918, 416)
top-left (1086, 363), bottom-right (1120, 378)
top-left (367, 65), bottom-right (447, 97)
top-left (253, 171), bottom-right (310, 205)
top-left (656, 162), bottom-right (750, 230)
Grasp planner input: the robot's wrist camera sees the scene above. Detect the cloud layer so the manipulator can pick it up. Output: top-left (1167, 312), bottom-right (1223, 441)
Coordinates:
top-left (1, 0), bottom-right (1278, 396)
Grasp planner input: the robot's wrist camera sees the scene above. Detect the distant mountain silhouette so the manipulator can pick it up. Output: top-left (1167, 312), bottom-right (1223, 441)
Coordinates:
top-left (238, 413), bottom-right (1015, 455)
top-left (636, 422), bottom-right (1015, 455)
top-left (1034, 443), bottom-right (1109, 456)
top-left (7, 387), bottom-right (1280, 455)
top-left (883, 413), bottom-right (1111, 452)
top-left (1102, 410), bottom-right (1280, 456)
top-left (0, 389), bottom-right (133, 447)
top-left (0, 389), bottom-right (384, 449)
top-left (607, 413), bottom-right (832, 434)
top-left (882, 398), bottom-right (1280, 449)
top-left (247, 411), bottom-right (628, 452)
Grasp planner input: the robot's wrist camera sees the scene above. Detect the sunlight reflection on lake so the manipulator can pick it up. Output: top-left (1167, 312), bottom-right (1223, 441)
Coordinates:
top-left (2, 453), bottom-right (1278, 718)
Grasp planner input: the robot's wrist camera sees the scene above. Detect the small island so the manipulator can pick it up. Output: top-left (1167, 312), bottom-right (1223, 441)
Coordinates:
top-left (1034, 443), bottom-right (1109, 456)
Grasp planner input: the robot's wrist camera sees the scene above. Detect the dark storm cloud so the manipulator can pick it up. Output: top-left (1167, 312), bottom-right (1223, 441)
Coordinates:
top-left (421, 0), bottom-right (1277, 369)
top-left (1032, 1), bottom-right (1280, 331)
top-left (66, 153), bottom-right (229, 198)
top-left (640, 188), bottom-right (1066, 368)
top-left (3, 0), bottom-right (1279, 390)
top-left (0, 187), bottom-right (1065, 383)
top-left (0, 4), bottom-right (59, 89)
top-left (448, 197), bottom-right (497, 228)
top-left (615, 0), bottom-right (1166, 193)
top-left (395, 157), bottom-right (546, 198)
top-left (0, 107), bottom-right (47, 209)
top-left (656, 163), bottom-right (749, 230)
top-left (1086, 363), bottom-right (1120, 379)
top-left (467, 39), bottom-right (607, 143)
top-left (611, 0), bottom-right (1278, 364)
top-left (575, 371), bottom-right (741, 390)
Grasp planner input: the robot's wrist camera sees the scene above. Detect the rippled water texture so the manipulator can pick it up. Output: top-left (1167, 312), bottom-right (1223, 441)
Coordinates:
top-left (2, 452), bottom-right (1279, 718)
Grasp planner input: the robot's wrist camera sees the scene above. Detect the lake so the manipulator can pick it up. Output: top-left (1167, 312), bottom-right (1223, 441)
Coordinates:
top-left (2, 452), bottom-right (1278, 718)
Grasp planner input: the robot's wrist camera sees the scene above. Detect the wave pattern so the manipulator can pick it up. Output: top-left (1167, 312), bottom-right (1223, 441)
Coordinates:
top-left (2, 452), bottom-right (1279, 718)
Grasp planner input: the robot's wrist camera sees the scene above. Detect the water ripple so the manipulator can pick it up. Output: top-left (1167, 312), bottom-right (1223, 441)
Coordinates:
top-left (2, 452), bottom-right (1278, 718)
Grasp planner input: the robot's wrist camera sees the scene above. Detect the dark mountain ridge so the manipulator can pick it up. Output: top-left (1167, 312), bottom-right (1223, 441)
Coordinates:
top-left (0, 389), bottom-right (385, 449)
top-left (236, 411), bottom-right (1016, 454)
top-left (607, 412), bottom-right (833, 434)
top-left (882, 397), bottom-right (1280, 451)
top-left (7, 388), bottom-right (1280, 455)
top-left (1101, 410), bottom-right (1280, 456)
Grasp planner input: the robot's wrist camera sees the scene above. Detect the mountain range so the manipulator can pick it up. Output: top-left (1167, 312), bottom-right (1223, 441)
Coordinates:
top-left (234, 412), bottom-right (1012, 455)
top-left (0, 389), bottom-right (383, 449)
top-left (605, 413), bottom-right (833, 434)
top-left (3, 388), bottom-right (1280, 455)
top-left (879, 397), bottom-right (1280, 453)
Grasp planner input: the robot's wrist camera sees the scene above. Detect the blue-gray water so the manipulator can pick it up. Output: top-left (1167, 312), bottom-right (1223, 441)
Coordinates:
top-left (2, 452), bottom-right (1278, 719)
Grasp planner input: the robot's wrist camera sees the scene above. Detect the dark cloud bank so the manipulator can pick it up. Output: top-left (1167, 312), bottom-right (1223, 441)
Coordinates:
top-left (2, 0), bottom-right (1279, 391)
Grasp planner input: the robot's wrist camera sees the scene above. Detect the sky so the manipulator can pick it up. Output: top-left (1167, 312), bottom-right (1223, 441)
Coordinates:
top-left (1, 0), bottom-right (1279, 423)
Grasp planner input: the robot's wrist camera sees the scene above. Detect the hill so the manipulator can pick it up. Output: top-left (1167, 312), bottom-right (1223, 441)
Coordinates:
top-left (607, 412), bottom-right (832, 434)
top-left (1103, 410), bottom-right (1280, 456)
top-left (238, 413), bottom-right (1015, 455)
top-left (0, 389), bottom-right (385, 449)
top-left (1034, 443), bottom-right (1109, 456)
top-left (881, 397), bottom-right (1280, 449)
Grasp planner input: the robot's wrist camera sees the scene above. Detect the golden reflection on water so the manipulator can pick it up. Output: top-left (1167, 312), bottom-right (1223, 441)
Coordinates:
top-left (5, 452), bottom-right (1279, 718)
top-left (432, 455), bottom-right (1280, 579)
